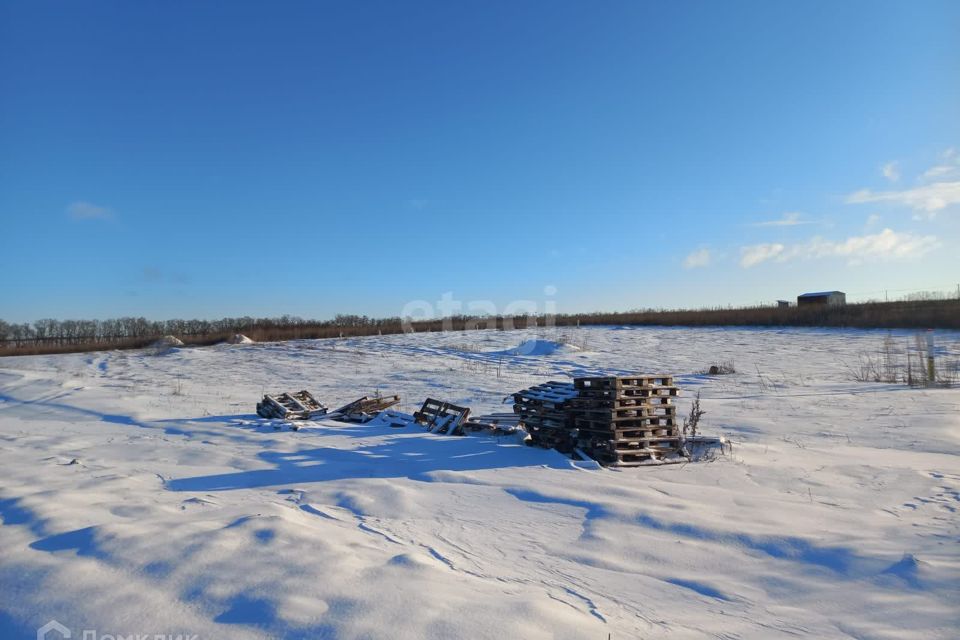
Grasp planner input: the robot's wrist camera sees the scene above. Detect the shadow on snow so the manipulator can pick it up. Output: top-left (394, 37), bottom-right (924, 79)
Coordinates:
top-left (167, 428), bottom-right (567, 492)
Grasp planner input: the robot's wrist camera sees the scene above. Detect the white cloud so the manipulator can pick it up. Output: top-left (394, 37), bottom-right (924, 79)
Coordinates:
top-left (920, 148), bottom-right (959, 181)
top-left (67, 201), bottom-right (113, 220)
top-left (865, 214), bottom-right (881, 227)
top-left (814, 228), bottom-right (939, 263)
top-left (740, 228), bottom-right (939, 268)
top-left (941, 147), bottom-right (957, 161)
top-left (683, 248), bottom-right (711, 269)
top-left (881, 161), bottom-right (900, 182)
top-left (847, 148), bottom-right (960, 218)
top-left (740, 243), bottom-right (784, 267)
top-left (752, 211), bottom-right (814, 227)
top-left (922, 165), bottom-right (955, 180)
top-left (845, 181), bottom-right (960, 218)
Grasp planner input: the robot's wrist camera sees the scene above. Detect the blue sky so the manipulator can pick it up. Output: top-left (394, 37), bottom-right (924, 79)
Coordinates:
top-left (1, 0), bottom-right (958, 323)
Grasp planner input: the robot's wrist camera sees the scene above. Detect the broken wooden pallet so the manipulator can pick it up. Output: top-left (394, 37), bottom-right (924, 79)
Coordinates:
top-left (256, 390), bottom-right (328, 420)
top-left (414, 398), bottom-right (471, 435)
top-left (331, 394), bottom-right (401, 423)
top-left (464, 412), bottom-right (523, 436)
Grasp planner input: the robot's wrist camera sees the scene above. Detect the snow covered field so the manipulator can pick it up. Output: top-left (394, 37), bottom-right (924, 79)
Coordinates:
top-left (1, 326), bottom-right (958, 640)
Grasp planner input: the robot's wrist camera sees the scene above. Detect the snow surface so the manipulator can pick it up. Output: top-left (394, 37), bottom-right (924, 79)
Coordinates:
top-left (1, 327), bottom-right (958, 639)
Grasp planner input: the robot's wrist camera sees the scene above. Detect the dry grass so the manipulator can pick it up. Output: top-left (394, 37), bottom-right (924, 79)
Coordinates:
top-left (701, 361), bottom-right (736, 375)
top-left (559, 298), bottom-right (960, 330)
top-left (849, 331), bottom-right (959, 387)
top-left (2, 299), bottom-right (958, 358)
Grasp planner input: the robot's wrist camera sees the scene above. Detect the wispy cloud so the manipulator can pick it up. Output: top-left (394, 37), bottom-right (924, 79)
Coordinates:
top-left (881, 161), bottom-right (900, 182)
top-left (67, 201), bottom-right (113, 220)
top-left (740, 243), bottom-right (785, 267)
top-left (682, 248), bottom-right (711, 269)
top-left (845, 182), bottom-right (960, 218)
top-left (847, 148), bottom-right (960, 218)
top-left (740, 228), bottom-right (939, 268)
top-left (751, 212), bottom-right (815, 227)
top-left (920, 147), bottom-right (959, 181)
top-left (922, 165), bottom-right (956, 180)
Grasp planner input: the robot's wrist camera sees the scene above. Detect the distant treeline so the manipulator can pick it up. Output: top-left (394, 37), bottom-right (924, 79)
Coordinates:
top-left (560, 298), bottom-right (960, 330)
top-left (1, 298), bottom-right (958, 357)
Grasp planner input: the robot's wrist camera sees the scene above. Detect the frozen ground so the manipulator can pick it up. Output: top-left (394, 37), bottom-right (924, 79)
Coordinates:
top-left (1, 326), bottom-right (958, 639)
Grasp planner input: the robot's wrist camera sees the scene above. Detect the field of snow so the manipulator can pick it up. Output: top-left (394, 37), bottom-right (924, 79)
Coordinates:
top-left (1, 326), bottom-right (958, 640)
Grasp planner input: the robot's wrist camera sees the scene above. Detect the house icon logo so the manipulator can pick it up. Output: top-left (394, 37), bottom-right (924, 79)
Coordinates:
top-left (37, 620), bottom-right (71, 640)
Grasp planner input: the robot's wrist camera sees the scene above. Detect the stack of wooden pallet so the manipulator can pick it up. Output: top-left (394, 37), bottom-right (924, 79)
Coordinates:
top-left (571, 375), bottom-right (679, 466)
top-left (511, 381), bottom-right (580, 451)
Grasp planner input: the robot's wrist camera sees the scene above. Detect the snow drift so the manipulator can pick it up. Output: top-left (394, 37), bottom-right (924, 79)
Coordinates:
top-left (149, 335), bottom-right (184, 353)
top-left (493, 339), bottom-right (580, 356)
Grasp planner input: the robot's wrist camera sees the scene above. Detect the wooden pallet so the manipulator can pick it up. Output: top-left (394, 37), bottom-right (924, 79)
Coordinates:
top-left (526, 425), bottom-right (576, 451)
top-left (256, 390), bottom-right (328, 420)
top-left (575, 405), bottom-right (676, 419)
top-left (578, 425), bottom-right (679, 438)
top-left (331, 394), bottom-right (401, 423)
top-left (594, 447), bottom-right (679, 466)
top-left (578, 426), bottom-right (678, 440)
top-left (513, 380), bottom-right (578, 401)
top-left (463, 413), bottom-right (523, 436)
top-left (512, 381), bottom-right (578, 410)
top-left (577, 387), bottom-right (678, 399)
top-left (571, 396), bottom-right (673, 410)
top-left (513, 381), bottom-right (577, 439)
top-left (472, 412), bottom-right (522, 427)
top-left (414, 398), bottom-right (471, 435)
top-left (575, 416), bottom-right (676, 430)
top-left (574, 376), bottom-right (674, 390)
top-left (522, 419), bottom-right (571, 430)
top-left (587, 436), bottom-right (681, 451)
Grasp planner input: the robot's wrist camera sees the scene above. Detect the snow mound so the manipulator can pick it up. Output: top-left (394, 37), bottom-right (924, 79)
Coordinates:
top-left (227, 334), bottom-right (255, 344)
top-left (151, 335), bottom-right (184, 349)
top-left (499, 339), bottom-right (579, 356)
